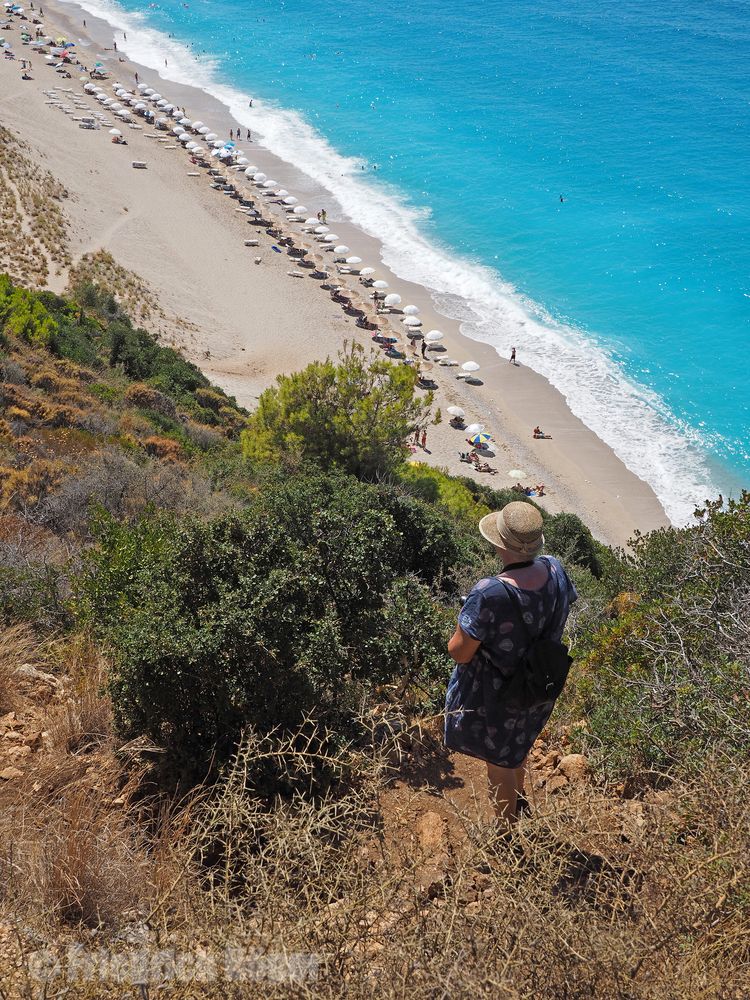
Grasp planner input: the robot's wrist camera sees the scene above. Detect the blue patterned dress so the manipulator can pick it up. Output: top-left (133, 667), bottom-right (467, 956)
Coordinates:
top-left (444, 556), bottom-right (577, 768)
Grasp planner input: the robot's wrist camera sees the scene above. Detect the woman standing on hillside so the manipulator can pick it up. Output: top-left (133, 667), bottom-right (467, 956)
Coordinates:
top-left (445, 501), bottom-right (577, 823)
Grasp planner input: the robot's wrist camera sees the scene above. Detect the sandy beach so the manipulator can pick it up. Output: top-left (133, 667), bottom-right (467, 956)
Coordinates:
top-left (0, 0), bottom-right (671, 547)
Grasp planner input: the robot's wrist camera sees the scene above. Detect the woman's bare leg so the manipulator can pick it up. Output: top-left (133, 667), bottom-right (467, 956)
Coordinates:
top-left (487, 758), bottom-right (529, 823)
top-left (487, 762), bottom-right (518, 822)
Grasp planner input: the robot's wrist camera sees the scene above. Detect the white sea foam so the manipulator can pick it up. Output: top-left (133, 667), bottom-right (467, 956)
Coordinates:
top-left (60, 0), bottom-right (721, 525)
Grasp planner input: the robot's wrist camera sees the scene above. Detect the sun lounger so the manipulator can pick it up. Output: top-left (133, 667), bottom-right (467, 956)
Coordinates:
top-left (287, 271), bottom-right (305, 278)
top-left (131, 161), bottom-right (147, 169)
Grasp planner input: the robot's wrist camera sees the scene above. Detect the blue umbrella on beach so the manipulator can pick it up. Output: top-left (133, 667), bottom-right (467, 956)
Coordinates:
top-left (469, 433), bottom-right (492, 447)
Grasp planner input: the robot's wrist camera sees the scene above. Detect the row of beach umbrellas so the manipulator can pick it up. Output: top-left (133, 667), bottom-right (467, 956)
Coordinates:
top-left (98, 77), bottom-right (488, 428)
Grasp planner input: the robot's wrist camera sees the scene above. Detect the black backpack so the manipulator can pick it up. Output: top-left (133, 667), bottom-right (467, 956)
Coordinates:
top-left (498, 579), bottom-right (573, 710)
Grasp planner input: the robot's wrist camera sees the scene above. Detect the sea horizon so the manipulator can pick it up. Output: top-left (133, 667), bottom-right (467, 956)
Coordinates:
top-left (58, 0), bottom-right (750, 523)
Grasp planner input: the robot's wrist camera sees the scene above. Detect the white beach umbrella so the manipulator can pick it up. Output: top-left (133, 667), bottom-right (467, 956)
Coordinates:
top-left (84, 83), bottom-right (96, 91)
top-left (117, 110), bottom-right (131, 119)
top-left (333, 244), bottom-right (350, 254)
top-left (134, 102), bottom-right (146, 111)
top-left (375, 282), bottom-right (392, 293)
top-left (185, 142), bottom-right (198, 150)
top-left (243, 164), bottom-right (259, 173)
top-left (102, 99), bottom-right (115, 107)
top-left (346, 256), bottom-right (363, 265)
top-left (303, 218), bottom-right (319, 225)
top-left (179, 118), bottom-right (191, 127)
top-left (360, 267), bottom-right (376, 276)
top-left (96, 94), bottom-right (107, 103)
top-left (192, 121), bottom-right (204, 131)
top-left (172, 108), bottom-right (183, 118)
top-left (108, 128), bottom-right (122, 136)
top-left (465, 423), bottom-right (484, 436)
top-left (315, 226), bottom-right (329, 234)
top-left (198, 126), bottom-right (210, 135)
top-left (403, 304), bottom-right (420, 316)
top-left (292, 206), bottom-right (309, 215)
top-left (172, 125), bottom-right (184, 134)
top-left (237, 157), bottom-right (249, 166)
top-left (110, 103), bottom-right (123, 111)
top-left (425, 330), bottom-right (444, 343)
top-left (137, 83), bottom-right (149, 92)
top-left (262, 180), bottom-right (278, 188)
top-left (323, 233), bottom-right (338, 242)
top-left (245, 167), bottom-right (257, 177)
top-left (205, 132), bottom-right (218, 141)
top-left (446, 406), bottom-right (465, 418)
top-left (403, 316), bottom-right (422, 327)
top-left (156, 99), bottom-right (168, 108)
top-left (283, 196), bottom-right (298, 205)
top-left (461, 361), bottom-right (481, 373)
top-left (151, 93), bottom-right (162, 101)
top-left (178, 133), bottom-right (191, 143)
top-left (253, 171), bottom-right (267, 182)
top-left (212, 140), bottom-right (224, 148)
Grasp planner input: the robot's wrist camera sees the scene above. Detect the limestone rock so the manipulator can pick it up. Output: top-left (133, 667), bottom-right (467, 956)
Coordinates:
top-left (0, 766), bottom-right (23, 781)
top-left (415, 811), bottom-right (446, 854)
top-left (558, 753), bottom-right (589, 782)
top-left (545, 774), bottom-right (569, 793)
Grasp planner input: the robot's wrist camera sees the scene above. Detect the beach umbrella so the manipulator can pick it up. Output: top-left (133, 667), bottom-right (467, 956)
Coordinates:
top-left (360, 267), bottom-right (376, 276)
top-left (323, 233), bottom-right (338, 242)
top-left (116, 110), bottom-right (131, 119)
top-left (134, 102), bottom-right (146, 110)
top-left (156, 99), bottom-right (168, 108)
top-left (333, 244), bottom-right (350, 254)
top-left (461, 361), bottom-right (481, 373)
top-left (425, 330), bottom-right (444, 343)
top-left (212, 140), bottom-right (224, 148)
top-left (303, 217), bottom-right (319, 225)
top-left (253, 171), bottom-right (267, 181)
top-left (137, 83), bottom-right (149, 92)
top-left (403, 304), bottom-right (420, 316)
top-left (151, 93), bottom-right (162, 101)
top-left (205, 132), bottom-right (218, 141)
top-left (283, 196), bottom-right (298, 205)
top-left (446, 406), bottom-right (465, 418)
top-left (315, 226), bottom-right (329, 234)
top-left (292, 206), bottom-right (309, 215)
top-left (143, 88), bottom-right (154, 96)
top-left (346, 256), bottom-right (362, 265)
top-left (383, 294), bottom-right (401, 308)
top-left (237, 157), bottom-right (249, 166)
top-left (262, 179), bottom-right (278, 187)
top-left (178, 118), bottom-right (191, 127)
top-left (110, 102), bottom-right (123, 111)
top-left (192, 120), bottom-right (204, 130)
top-left (374, 281), bottom-right (391, 292)
top-left (465, 423), bottom-right (484, 436)
top-left (469, 433), bottom-right (492, 447)
top-left (243, 164), bottom-right (259, 173)
top-left (108, 128), bottom-right (122, 136)
top-left (403, 316), bottom-right (422, 327)
top-left (198, 126), bottom-right (210, 135)
top-left (172, 125), bottom-right (184, 134)
top-left (508, 469), bottom-right (527, 478)
top-left (178, 133), bottom-right (191, 142)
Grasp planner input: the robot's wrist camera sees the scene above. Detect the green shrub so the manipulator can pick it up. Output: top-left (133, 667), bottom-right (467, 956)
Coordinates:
top-left (397, 463), bottom-right (491, 527)
top-left (81, 472), bottom-right (458, 786)
top-left (241, 343), bottom-right (431, 480)
top-left (543, 511), bottom-right (604, 576)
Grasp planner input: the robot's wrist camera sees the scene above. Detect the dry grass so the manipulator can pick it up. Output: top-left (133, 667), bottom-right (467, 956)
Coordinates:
top-left (0, 624), bottom-right (38, 714)
top-left (0, 695), bottom-right (747, 998)
top-left (0, 125), bottom-right (70, 287)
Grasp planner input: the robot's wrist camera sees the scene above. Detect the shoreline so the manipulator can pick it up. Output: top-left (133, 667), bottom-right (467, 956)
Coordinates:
top-left (0, 0), bottom-right (672, 547)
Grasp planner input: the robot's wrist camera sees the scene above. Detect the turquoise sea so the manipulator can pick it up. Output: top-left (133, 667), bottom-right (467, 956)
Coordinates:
top-left (66, 0), bottom-right (750, 522)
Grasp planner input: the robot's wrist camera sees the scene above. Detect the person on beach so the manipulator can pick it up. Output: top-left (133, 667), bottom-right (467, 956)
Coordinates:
top-left (229, 129), bottom-right (234, 140)
top-left (510, 346), bottom-right (516, 364)
top-left (246, 128), bottom-right (251, 140)
top-left (420, 340), bottom-right (427, 359)
top-left (421, 428), bottom-right (427, 449)
top-left (445, 502), bottom-right (577, 823)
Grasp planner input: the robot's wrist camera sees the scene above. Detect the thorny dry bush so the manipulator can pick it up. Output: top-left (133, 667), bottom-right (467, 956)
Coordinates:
top-left (0, 126), bottom-right (70, 287)
top-left (0, 720), bottom-right (748, 999)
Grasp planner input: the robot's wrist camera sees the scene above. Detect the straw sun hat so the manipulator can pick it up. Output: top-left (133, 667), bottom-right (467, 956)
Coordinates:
top-left (478, 501), bottom-right (544, 558)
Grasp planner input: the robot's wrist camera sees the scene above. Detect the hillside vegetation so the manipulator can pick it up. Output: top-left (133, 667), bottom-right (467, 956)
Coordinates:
top-left (0, 275), bottom-right (748, 998)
